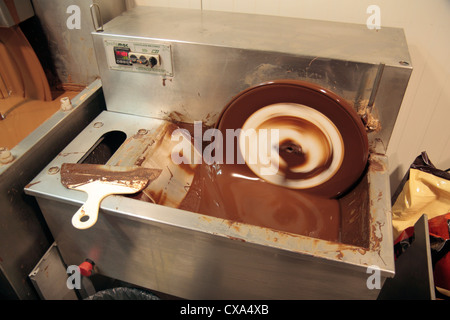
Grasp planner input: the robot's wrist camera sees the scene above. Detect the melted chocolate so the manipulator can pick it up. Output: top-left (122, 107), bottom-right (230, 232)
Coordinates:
top-left (131, 80), bottom-right (368, 243)
top-left (179, 80), bottom-right (367, 242)
top-left (263, 116), bottom-right (333, 180)
top-left (179, 163), bottom-right (341, 241)
top-left (216, 80), bottom-right (368, 198)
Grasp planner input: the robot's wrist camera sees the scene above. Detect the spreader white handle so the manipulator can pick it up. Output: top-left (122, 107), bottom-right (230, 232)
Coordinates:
top-left (71, 192), bottom-right (104, 229)
top-left (71, 181), bottom-right (141, 230)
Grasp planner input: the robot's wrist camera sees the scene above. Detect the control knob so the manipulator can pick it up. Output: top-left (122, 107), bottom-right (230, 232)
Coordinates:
top-left (149, 57), bottom-right (158, 68)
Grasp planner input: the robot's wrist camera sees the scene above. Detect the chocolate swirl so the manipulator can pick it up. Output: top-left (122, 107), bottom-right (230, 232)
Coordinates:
top-left (239, 103), bottom-right (344, 189)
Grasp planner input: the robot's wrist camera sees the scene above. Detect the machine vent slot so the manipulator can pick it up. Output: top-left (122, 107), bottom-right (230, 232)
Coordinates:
top-left (78, 131), bottom-right (126, 165)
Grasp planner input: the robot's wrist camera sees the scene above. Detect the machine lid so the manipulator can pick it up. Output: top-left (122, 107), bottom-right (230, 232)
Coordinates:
top-left (99, 6), bottom-right (411, 68)
top-left (215, 79), bottom-right (369, 198)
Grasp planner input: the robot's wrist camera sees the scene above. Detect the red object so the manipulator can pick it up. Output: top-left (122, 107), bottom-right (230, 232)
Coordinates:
top-left (429, 213), bottom-right (450, 291)
top-left (394, 213), bottom-right (450, 291)
top-left (394, 226), bottom-right (415, 245)
top-left (79, 259), bottom-right (94, 277)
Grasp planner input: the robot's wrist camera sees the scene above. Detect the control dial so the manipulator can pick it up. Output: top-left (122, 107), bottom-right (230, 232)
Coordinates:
top-left (126, 53), bottom-right (160, 68)
top-left (149, 57), bottom-right (158, 68)
top-left (129, 54), bottom-right (138, 64)
top-left (139, 55), bottom-right (148, 65)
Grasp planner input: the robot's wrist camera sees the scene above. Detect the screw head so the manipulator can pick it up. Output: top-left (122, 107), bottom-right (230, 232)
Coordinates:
top-left (0, 147), bottom-right (14, 164)
top-left (47, 166), bottom-right (60, 175)
top-left (60, 97), bottom-right (73, 111)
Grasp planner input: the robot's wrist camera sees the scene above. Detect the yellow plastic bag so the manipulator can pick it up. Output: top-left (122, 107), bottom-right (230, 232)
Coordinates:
top-left (392, 152), bottom-right (450, 240)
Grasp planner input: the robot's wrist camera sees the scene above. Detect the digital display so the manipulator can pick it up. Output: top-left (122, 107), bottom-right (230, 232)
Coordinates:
top-left (114, 46), bottom-right (131, 65)
top-left (116, 51), bottom-right (128, 57)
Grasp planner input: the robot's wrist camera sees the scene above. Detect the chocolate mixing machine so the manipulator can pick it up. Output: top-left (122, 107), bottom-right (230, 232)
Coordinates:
top-left (25, 6), bottom-right (412, 299)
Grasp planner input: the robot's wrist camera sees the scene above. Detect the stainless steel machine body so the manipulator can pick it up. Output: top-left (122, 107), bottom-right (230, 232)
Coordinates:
top-left (1, 81), bottom-right (105, 299)
top-left (25, 7), bottom-right (412, 299)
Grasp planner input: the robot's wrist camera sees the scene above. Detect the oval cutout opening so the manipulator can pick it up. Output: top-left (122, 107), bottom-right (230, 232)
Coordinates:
top-left (78, 131), bottom-right (127, 165)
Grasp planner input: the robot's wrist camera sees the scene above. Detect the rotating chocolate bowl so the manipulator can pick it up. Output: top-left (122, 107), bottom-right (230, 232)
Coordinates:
top-left (25, 7), bottom-right (412, 299)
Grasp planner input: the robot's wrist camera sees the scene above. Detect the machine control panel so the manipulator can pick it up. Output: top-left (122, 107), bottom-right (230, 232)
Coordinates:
top-left (104, 39), bottom-right (172, 76)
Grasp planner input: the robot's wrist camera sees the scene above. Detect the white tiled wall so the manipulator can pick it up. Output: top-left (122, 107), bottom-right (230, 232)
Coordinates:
top-left (127, 0), bottom-right (450, 193)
